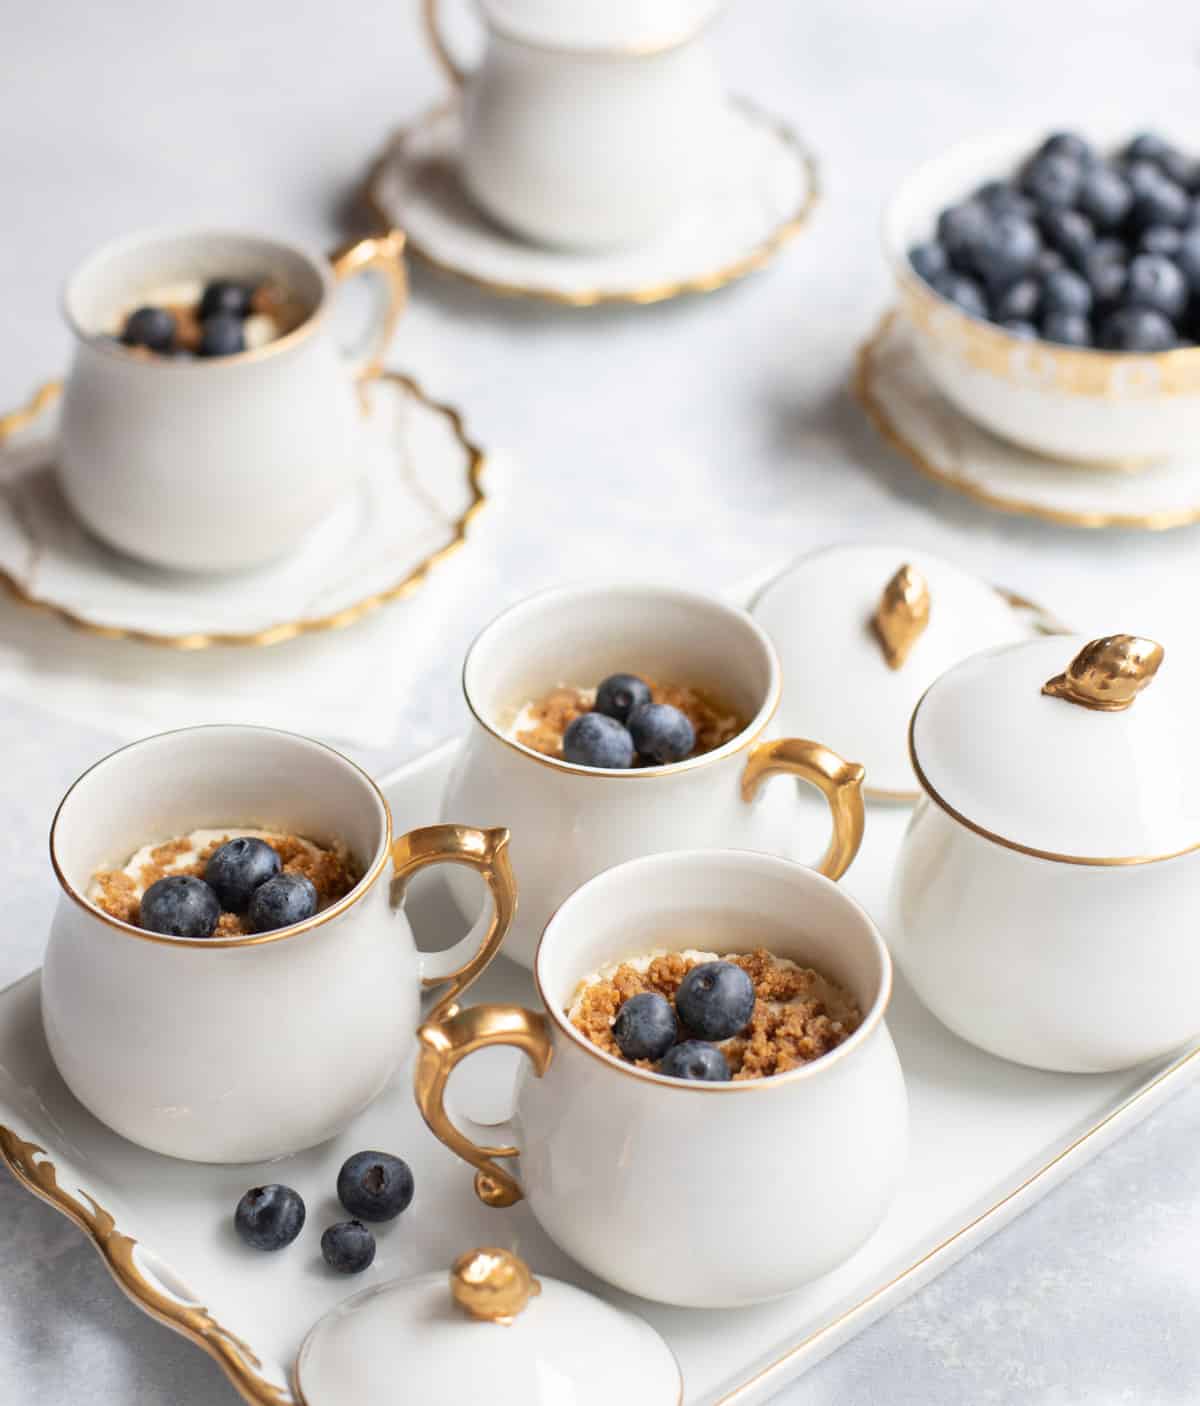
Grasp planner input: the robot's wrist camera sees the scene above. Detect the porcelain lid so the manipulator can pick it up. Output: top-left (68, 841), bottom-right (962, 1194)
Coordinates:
top-left (752, 544), bottom-right (1030, 797)
top-left (295, 1248), bottom-right (682, 1406)
top-left (911, 632), bottom-right (1200, 863)
top-left (479, 0), bottom-right (724, 53)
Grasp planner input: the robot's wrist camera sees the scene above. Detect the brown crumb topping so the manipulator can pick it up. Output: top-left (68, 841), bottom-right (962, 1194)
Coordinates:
top-left (91, 832), bottom-right (361, 935)
top-left (516, 681), bottom-right (744, 764)
top-left (570, 947), bottom-right (862, 1080)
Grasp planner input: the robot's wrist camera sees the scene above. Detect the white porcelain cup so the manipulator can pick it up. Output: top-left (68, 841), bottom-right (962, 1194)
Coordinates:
top-left (422, 0), bottom-right (728, 250)
top-left (416, 849), bottom-right (908, 1308)
top-left (441, 582), bottom-right (868, 968)
top-left (58, 226), bottom-right (407, 572)
top-left (41, 725), bottom-right (516, 1163)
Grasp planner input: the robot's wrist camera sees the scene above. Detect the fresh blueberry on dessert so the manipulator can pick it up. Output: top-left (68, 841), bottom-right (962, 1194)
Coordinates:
top-left (1037, 131), bottom-right (1094, 165)
top-left (1124, 253), bottom-right (1189, 321)
top-left (562, 711), bottom-right (635, 769)
top-left (1099, 306), bottom-right (1177, 351)
top-left (247, 872), bottom-right (319, 932)
top-left (139, 874), bottom-right (220, 938)
top-left (199, 279), bottom-right (256, 320)
top-left (1041, 311), bottom-right (1092, 347)
top-left (234, 1184), bottom-right (306, 1251)
top-left (1041, 268), bottom-right (1093, 318)
top-left (974, 179), bottom-right (1035, 219)
top-left (1039, 208), bottom-right (1094, 268)
top-left (336, 1151), bottom-right (415, 1223)
top-left (198, 312), bottom-right (246, 358)
top-left (1077, 165), bottom-right (1133, 231)
top-left (321, 1220), bottom-right (376, 1274)
top-left (936, 202), bottom-right (990, 271)
top-left (908, 241), bottom-right (949, 284)
top-left (594, 672), bottom-right (653, 724)
top-left (967, 211), bottom-right (1041, 291)
top-left (122, 306), bottom-right (176, 353)
top-left (1129, 169), bottom-right (1190, 229)
top-left (1021, 152), bottom-right (1083, 212)
top-left (659, 1040), bottom-right (731, 1082)
top-left (1139, 225), bottom-right (1185, 257)
top-left (993, 277), bottom-right (1040, 323)
top-left (204, 836), bottom-right (281, 913)
top-left (1000, 319), bottom-right (1038, 339)
top-left (612, 992), bottom-right (678, 1062)
top-left (930, 271), bottom-right (987, 319)
top-left (675, 960), bottom-right (756, 1041)
top-left (628, 702), bottom-right (696, 766)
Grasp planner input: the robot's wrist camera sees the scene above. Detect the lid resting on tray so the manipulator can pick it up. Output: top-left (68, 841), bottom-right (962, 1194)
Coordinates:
top-left (911, 632), bottom-right (1200, 863)
top-left (295, 1247), bottom-right (682, 1405)
top-left (752, 543), bottom-right (1029, 798)
top-left (479, 0), bottom-right (724, 52)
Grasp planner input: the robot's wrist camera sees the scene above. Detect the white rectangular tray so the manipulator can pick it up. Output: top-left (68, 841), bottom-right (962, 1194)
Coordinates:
top-left (2, 737), bottom-right (1197, 1405)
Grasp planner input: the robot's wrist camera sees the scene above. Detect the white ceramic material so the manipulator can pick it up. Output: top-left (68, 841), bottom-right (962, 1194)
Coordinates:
top-left (368, 98), bottom-right (815, 304)
top-left (57, 227), bottom-right (406, 572)
top-left (891, 633), bottom-right (1200, 1073)
top-left (417, 849), bottom-right (907, 1307)
top-left (40, 725), bottom-right (514, 1162)
top-left (440, 582), bottom-right (866, 968)
top-left (884, 125), bottom-right (1200, 464)
top-left (3, 738), bottom-right (1199, 1404)
top-left (751, 543), bottom-right (1032, 798)
top-left (295, 1259), bottom-right (682, 1405)
top-left (424, 0), bottom-right (727, 250)
top-left (856, 311), bottom-right (1200, 531)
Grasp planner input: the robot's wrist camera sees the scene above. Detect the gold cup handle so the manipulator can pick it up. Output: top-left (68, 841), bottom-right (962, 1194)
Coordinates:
top-left (415, 1003), bottom-right (552, 1208)
top-left (421, 0), bottom-right (472, 87)
top-left (741, 738), bottom-right (866, 882)
top-left (392, 824), bottom-right (517, 1023)
top-left (328, 230), bottom-right (408, 384)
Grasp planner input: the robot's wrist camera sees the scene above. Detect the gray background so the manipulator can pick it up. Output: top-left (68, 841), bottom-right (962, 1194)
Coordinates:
top-left (3, 0), bottom-right (1200, 1400)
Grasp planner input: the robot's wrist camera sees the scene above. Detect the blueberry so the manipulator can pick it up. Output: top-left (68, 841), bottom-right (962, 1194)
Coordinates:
top-left (1041, 311), bottom-right (1092, 347)
top-left (1041, 268), bottom-right (1093, 318)
top-left (1000, 319), bottom-right (1039, 340)
top-left (1124, 253), bottom-right (1189, 320)
top-left (1037, 131), bottom-right (1094, 165)
top-left (937, 202), bottom-right (990, 271)
top-left (1099, 306), bottom-right (1177, 352)
top-left (968, 212), bottom-right (1042, 291)
top-left (908, 241), bottom-right (949, 284)
top-left (122, 306), bottom-right (176, 353)
top-left (561, 712), bottom-right (634, 769)
top-left (1021, 153), bottom-right (1083, 211)
top-left (594, 673), bottom-right (653, 724)
top-left (336, 1151), bottom-right (414, 1222)
top-left (1139, 225), bottom-right (1184, 257)
top-left (628, 703), bottom-right (695, 765)
top-left (199, 280), bottom-right (256, 320)
top-left (139, 874), bottom-right (220, 938)
top-left (234, 1184), bottom-right (305, 1251)
top-left (994, 277), bottom-right (1040, 322)
top-left (613, 992), bottom-right (678, 1061)
top-left (1084, 246), bottom-right (1128, 307)
top-left (974, 180), bottom-right (1036, 219)
top-left (931, 271), bottom-right (987, 319)
top-left (204, 837), bottom-right (281, 912)
top-left (247, 872), bottom-right (318, 932)
top-left (1131, 173), bottom-right (1191, 229)
top-left (1177, 229), bottom-right (1200, 292)
top-left (1039, 208), bottom-right (1094, 268)
top-left (659, 1041), bottom-right (731, 1082)
top-left (1035, 248), bottom-right (1066, 277)
top-left (1077, 165), bottom-right (1133, 231)
top-left (1124, 132), bottom-right (1172, 166)
top-left (198, 312), bottom-right (246, 358)
top-left (321, 1220), bottom-right (376, 1274)
top-left (675, 961), bottom-right (756, 1041)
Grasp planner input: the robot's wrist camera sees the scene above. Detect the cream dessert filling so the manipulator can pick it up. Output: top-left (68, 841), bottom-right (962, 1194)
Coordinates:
top-left (89, 829), bottom-right (325, 906)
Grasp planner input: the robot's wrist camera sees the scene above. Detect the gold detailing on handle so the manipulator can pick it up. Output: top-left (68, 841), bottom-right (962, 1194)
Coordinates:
top-left (329, 230), bottom-right (408, 383)
top-left (872, 564), bottom-right (930, 670)
top-left (422, 0), bottom-right (468, 85)
top-left (392, 825), bottom-right (517, 1022)
top-left (741, 739), bottom-right (865, 881)
top-left (451, 1248), bottom-right (541, 1324)
top-left (415, 1003), bottom-right (552, 1208)
top-left (1042, 635), bottom-right (1164, 712)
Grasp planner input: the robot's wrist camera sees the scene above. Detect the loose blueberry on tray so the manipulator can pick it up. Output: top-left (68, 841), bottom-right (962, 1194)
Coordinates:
top-left (660, 1040), bottom-right (731, 1082)
top-left (337, 1151), bottom-right (415, 1223)
top-left (247, 872), bottom-right (319, 932)
top-left (205, 837), bottom-right (281, 912)
top-left (613, 992), bottom-right (679, 1062)
top-left (675, 961), bottom-right (756, 1042)
top-left (139, 874), bottom-right (221, 939)
top-left (321, 1220), bottom-right (377, 1274)
top-left (234, 1184), bottom-right (306, 1251)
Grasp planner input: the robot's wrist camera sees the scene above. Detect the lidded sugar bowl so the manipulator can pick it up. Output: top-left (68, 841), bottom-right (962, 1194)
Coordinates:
top-left (890, 631), bottom-right (1200, 1072)
top-left (294, 1247), bottom-right (682, 1404)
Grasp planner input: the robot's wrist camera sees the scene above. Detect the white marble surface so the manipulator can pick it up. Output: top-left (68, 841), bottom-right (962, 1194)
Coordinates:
top-left (3, 0), bottom-right (1200, 1399)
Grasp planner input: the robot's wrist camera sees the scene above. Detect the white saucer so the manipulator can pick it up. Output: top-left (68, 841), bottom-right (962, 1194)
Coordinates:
top-left (0, 372), bottom-right (486, 649)
top-left (855, 311), bottom-right (1200, 531)
top-left (366, 99), bottom-right (818, 306)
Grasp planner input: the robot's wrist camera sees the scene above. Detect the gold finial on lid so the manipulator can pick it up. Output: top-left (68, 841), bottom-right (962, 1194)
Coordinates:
top-left (1042, 635), bottom-right (1164, 712)
top-left (872, 564), bottom-right (930, 670)
top-left (450, 1249), bottom-right (542, 1326)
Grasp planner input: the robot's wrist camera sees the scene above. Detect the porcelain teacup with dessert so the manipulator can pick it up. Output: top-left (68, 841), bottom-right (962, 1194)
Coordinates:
top-left (42, 724), bottom-right (516, 1163)
top-left (58, 225), bottom-right (406, 572)
top-left (416, 848), bottom-right (907, 1307)
top-left (440, 583), bottom-right (868, 968)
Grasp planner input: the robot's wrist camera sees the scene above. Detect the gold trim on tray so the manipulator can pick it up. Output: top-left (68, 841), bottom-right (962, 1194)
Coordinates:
top-left (853, 309), bottom-right (1200, 531)
top-left (363, 100), bottom-right (820, 308)
top-left (0, 371), bottom-right (488, 649)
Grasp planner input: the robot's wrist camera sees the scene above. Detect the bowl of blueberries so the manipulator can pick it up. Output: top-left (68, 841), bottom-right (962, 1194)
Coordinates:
top-left (885, 126), bottom-right (1200, 464)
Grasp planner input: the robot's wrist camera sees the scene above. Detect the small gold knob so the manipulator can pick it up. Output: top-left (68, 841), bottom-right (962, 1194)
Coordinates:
top-left (1042, 635), bottom-right (1164, 712)
top-left (872, 564), bottom-right (931, 670)
top-left (450, 1248), bottom-right (541, 1325)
